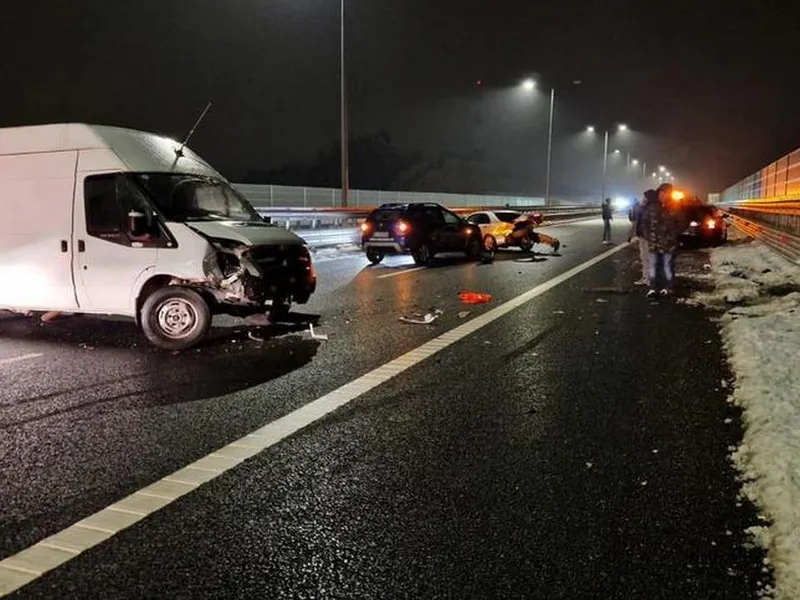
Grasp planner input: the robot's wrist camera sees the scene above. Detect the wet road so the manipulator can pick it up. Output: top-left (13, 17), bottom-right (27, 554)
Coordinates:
top-left (0, 219), bottom-right (770, 598)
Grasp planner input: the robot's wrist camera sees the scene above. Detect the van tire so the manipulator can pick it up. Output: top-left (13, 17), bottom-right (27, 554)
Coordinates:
top-left (140, 287), bottom-right (211, 351)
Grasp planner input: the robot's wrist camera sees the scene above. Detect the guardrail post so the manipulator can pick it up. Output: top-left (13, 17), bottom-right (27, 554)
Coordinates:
top-left (269, 185), bottom-right (274, 208)
top-left (303, 188), bottom-right (307, 208)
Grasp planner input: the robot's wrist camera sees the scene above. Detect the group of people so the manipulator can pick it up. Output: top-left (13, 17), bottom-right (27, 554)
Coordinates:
top-left (602, 183), bottom-right (685, 298)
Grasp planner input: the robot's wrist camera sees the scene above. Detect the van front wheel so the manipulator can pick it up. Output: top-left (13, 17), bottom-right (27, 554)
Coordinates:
top-left (141, 287), bottom-right (211, 350)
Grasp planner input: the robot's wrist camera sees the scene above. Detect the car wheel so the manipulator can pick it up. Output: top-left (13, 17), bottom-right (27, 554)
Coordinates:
top-left (519, 235), bottom-right (534, 253)
top-left (366, 248), bottom-right (385, 264)
top-left (269, 299), bottom-right (292, 322)
top-left (140, 286), bottom-right (211, 350)
top-left (466, 237), bottom-right (482, 260)
top-left (412, 242), bottom-right (432, 266)
top-left (483, 234), bottom-right (498, 252)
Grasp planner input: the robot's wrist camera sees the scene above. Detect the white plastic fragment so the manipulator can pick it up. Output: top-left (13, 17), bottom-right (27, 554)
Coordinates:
top-left (309, 323), bottom-right (328, 341)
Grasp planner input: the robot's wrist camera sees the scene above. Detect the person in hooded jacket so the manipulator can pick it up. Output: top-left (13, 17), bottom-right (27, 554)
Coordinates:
top-left (629, 194), bottom-right (651, 285)
top-left (641, 183), bottom-right (682, 298)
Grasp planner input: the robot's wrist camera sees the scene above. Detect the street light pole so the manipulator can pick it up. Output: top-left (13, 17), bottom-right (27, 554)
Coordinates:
top-left (544, 88), bottom-right (555, 206)
top-left (340, 0), bottom-right (349, 207)
top-left (600, 129), bottom-right (609, 204)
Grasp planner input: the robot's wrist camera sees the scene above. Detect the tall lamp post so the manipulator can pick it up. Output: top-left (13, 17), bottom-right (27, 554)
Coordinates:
top-left (544, 88), bottom-right (555, 206)
top-left (589, 123), bottom-right (628, 204)
top-left (521, 79), bottom-right (557, 207)
top-left (340, 0), bottom-right (349, 207)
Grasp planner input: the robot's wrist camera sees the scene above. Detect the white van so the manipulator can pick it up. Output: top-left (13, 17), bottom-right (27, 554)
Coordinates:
top-left (0, 124), bottom-right (316, 349)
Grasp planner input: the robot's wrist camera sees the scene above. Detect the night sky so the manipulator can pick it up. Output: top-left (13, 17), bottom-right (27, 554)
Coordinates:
top-left (1, 0), bottom-right (798, 197)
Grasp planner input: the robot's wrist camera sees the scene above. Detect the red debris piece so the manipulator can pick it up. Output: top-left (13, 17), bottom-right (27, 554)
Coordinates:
top-left (459, 291), bottom-right (492, 304)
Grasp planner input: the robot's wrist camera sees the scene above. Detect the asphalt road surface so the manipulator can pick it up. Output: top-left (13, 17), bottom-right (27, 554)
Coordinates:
top-left (0, 218), bottom-right (771, 598)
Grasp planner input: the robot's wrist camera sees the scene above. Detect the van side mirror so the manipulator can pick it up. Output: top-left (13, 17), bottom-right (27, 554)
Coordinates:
top-left (128, 210), bottom-right (155, 238)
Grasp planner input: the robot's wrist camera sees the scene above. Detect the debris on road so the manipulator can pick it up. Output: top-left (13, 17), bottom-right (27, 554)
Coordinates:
top-left (458, 311), bottom-right (471, 319)
top-left (77, 343), bottom-right (95, 350)
top-left (399, 309), bottom-right (443, 325)
top-left (459, 291), bottom-right (492, 304)
top-left (595, 298), bottom-right (610, 304)
top-left (248, 331), bottom-right (264, 343)
top-left (308, 323), bottom-right (329, 340)
top-left (553, 310), bottom-right (566, 315)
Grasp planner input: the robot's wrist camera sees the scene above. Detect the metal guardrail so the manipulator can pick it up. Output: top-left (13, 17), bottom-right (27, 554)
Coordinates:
top-left (255, 205), bottom-right (600, 227)
top-left (724, 212), bottom-right (800, 264)
top-left (719, 196), bottom-right (800, 241)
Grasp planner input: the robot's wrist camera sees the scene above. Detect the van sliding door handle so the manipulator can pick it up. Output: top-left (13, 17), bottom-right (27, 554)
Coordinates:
top-left (78, 240), bottom-right (86, 253)
top-left (60, 240), bottom-right (68, 253)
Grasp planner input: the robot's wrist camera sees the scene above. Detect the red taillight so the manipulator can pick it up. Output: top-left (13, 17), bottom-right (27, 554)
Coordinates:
top-left (396, 220), bottom-right (410, 235)
top-left (705, 219), bottom-right (716, 230)
top-left (360, 222), bottom-right (371, 233)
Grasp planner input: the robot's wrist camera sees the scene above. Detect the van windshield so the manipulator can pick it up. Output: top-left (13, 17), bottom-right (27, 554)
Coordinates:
top-left (135, 173), bottom-right (264, 223)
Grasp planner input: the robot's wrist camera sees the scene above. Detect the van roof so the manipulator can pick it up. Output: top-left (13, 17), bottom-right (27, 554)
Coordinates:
top-left (0, 123), bottom-right (220, 177)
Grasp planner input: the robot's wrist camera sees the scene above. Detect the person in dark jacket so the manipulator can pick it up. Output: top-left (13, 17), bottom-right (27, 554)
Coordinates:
top-left (601, 198), bottom-right (613, 244)
top-left (641, 183), bottom-right (681, 297)
top-left (630, 193), bottom-right (653, 285)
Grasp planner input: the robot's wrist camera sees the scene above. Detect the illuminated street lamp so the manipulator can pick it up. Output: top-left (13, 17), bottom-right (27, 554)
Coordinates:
top-left (588, 123), bottom-right (630, 203)
top-left (659, 165), bottom-right (666, 172)
top-left (631, 159), bottom-right (639, 166)
top-left (520, 77), bottom-right (555, 206)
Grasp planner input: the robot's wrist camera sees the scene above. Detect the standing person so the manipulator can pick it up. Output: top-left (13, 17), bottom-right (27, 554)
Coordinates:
top-left (601, 198), bottom-right (613, 244)
top-left (641, 183), bottom-right (681, 298)
top-left (630, 193), bottom-right (653, 285)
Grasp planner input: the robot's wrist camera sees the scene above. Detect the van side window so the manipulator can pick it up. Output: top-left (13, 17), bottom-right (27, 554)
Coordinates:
top-left (85, 177), bottom-right (122, 235)
top-left (84, 174), bottom-right (166, 247)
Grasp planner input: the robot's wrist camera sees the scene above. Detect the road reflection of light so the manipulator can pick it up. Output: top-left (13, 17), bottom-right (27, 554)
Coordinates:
top-left (392, 272), bottom-right (414, 311)
top-left (461, 263), bottom-right (477, 289)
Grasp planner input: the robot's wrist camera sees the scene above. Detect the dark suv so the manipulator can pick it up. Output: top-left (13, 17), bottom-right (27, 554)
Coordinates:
top-left (361, 203), bottom-right (483, 265)
top-left (678, 204), bottom-right (728, 247)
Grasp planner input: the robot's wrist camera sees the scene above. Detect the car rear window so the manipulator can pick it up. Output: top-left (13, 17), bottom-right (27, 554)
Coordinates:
top-left (686, 206), bottom-right (717, 219)
top-left (495, 211), bottom-right (521, 223)
top-left (372, 207), bottom-right (406, 222)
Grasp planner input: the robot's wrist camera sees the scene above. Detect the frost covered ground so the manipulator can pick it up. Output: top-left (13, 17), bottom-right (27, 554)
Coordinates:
top-left (686, 234), bottom-right (800, 600)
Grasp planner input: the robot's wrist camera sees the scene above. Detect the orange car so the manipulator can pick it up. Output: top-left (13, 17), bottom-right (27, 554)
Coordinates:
top-left (465, 210), bottom-right (560, 253)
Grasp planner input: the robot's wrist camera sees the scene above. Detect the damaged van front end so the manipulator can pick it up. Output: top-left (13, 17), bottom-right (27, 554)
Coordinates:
top-left (199, 237), bottom-right (316, 315)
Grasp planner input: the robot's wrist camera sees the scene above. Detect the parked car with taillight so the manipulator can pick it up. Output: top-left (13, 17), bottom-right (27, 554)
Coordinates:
top-left (360, 203), bottom-right (482, 266)
top-left (678, 205), bottom-right (728, 247)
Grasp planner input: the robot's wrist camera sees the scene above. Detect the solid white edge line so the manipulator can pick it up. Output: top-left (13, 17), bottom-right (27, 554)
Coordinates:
top-left (0, 242), bottom-right (630, 597)
top-left (0, 353), bottom-right (43, 367)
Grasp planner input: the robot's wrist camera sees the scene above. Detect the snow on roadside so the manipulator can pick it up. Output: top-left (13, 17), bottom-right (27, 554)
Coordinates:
top-left (689, 236), bottom-right (800, 600)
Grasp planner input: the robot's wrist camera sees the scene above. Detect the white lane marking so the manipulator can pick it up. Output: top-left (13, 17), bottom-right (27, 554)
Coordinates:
top-left (0, 242), bottom-right (630, 597)
top-left (376, 266), bottom-right (427, 279)
top-left (0, 353), bottom-right (43, 367)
